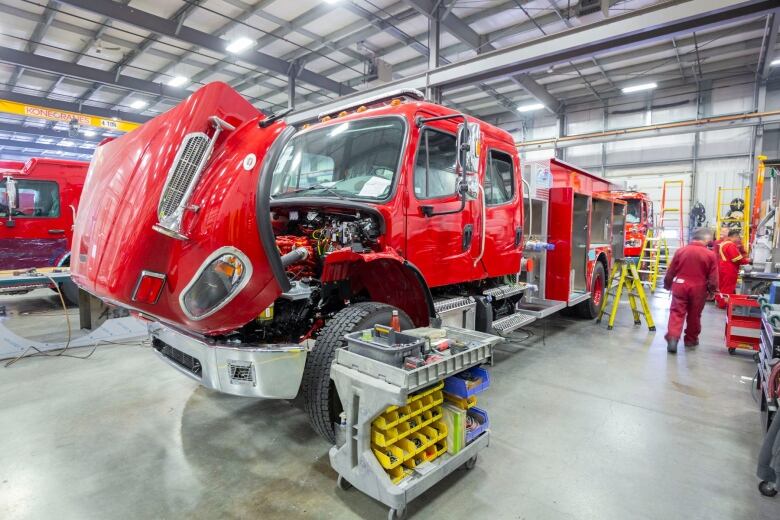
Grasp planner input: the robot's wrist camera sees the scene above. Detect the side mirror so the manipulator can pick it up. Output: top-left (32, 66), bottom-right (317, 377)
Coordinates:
top-left (6, 176), bottom-right (17, 210)
top-left (457, 122), bottom-right (480, 199)
top-left (4, 176), bottom-right (17, 226)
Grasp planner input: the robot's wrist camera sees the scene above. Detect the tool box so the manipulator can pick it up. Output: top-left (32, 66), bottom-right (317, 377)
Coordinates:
top-left (330, 326), bottom-right (501, 520)
top-left (345, 326), bottom-right (425, 367)
top-left (724, 294), bottom-right (761, 354)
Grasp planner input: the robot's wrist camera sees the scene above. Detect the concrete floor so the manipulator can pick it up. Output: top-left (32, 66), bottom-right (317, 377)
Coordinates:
top-left (0, 289), bottom-right (778, 519)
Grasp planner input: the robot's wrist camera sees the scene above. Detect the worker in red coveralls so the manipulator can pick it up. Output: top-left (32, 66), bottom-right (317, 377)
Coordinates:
top-left (716, 229), bottom-right (750, 309)
top-left (664, 227), bottom-right (719, 353)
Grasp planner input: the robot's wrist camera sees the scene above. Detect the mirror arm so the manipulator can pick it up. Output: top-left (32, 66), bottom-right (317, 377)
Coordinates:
top-left (421, 181), bottom-right (469, 217)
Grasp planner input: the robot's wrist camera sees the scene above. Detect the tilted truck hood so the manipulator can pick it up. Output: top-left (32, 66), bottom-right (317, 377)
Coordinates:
top-left (71, 82), bottom-right (290, 335)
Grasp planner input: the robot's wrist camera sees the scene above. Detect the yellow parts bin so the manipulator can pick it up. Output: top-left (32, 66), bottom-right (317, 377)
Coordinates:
top-left (371, 383), bottom-right (448, 482)
top-left (444, 392), bottom-right (477, 410)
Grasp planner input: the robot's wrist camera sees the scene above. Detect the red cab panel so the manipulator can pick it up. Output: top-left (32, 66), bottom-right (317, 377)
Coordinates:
top-left (0, 158), bottom-right (88, 269)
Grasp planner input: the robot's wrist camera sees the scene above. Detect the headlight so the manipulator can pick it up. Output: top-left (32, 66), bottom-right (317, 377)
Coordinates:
top-left (181, 248), bottom-right (252, 320)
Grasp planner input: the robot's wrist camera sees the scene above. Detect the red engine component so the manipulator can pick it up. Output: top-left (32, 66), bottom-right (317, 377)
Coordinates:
top-left (275, 235), bottom-right (317, 279)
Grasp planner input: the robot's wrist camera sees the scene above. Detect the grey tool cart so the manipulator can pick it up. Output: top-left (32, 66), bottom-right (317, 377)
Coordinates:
top-left (329, 326), bottom-right (501, 520)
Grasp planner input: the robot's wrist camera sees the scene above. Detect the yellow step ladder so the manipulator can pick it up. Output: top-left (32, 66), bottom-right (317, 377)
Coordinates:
top-left (659, 180), bottom-right (685, 260)
top-left (635, 229), bottom-right (667, 292)
top-left (597, 260), bottom-right (656, 331)
top-left (716, 186), bottom-right (750, 253)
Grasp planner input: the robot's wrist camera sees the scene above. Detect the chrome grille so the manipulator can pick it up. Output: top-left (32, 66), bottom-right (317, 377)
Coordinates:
top-left (152, 338), bottom-right (202, 378)
top-left (158, 132), bottom-right (209, 219)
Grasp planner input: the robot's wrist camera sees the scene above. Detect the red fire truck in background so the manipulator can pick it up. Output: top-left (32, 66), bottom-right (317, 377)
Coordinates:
top-left (71, 82), bottom-right (626, 441)
top-left (1, 158), bottom-right (89, 303)
top-left (613, 191), bottom-right (653, 258)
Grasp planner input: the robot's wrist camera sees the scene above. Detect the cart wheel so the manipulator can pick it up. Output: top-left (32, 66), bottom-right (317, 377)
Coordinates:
top-left (728, 348), bottom-right (736, 355)
top-left (465, 455), bottom-right (478, 470)
top-left (388, 507), bottom-right (407, 520)
top-left (758, 480), bottom-right (778, 497)
top-left (607, 325), bottom-right (613, 331)
top-left (337, 475), bottom-right (352, 491)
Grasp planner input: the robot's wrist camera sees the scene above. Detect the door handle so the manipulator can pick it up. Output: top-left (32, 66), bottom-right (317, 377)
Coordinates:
top-left (48, 229), bottom-right (65, 235)
top-left (515, 227), bottom-right (523, 247)
top-left (462, 224), bottom-right (473, 251)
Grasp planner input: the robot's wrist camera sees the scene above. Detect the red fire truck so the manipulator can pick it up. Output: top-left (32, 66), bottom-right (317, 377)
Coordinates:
top-left (71, 82), bottom-right (625, 441)
top-left (1, 158), bottom-right (89, 302)
top-left (613, 191), bottom-right (653, 258)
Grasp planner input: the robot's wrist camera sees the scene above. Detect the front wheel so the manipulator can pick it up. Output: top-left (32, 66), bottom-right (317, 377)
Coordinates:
top-left (302, 302), bottom-right (413, 443)
top-left (578, 262), bottom-right (606, 319)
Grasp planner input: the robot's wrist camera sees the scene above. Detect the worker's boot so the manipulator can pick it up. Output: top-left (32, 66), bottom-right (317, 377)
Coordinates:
top-left (684, 340), bottom-right (698, 347)
top-left (666, 337), bottom-right (678, 354)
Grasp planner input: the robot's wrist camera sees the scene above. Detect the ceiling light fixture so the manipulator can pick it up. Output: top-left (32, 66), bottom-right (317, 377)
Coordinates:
top-left (621, 82), bottom-right (657, 93)
top-left (167, 75), bottom-right (188, 87)
top-left (516, 103), bottom-right (545, 113)
top-left (771, 58), bottom-right (780, 67)
top-left (130, 100), bottom-right (148, 110)
top-left (82, 130), bottom-right (97, 137)
top-left (226, 37), bottom-right (254, 54)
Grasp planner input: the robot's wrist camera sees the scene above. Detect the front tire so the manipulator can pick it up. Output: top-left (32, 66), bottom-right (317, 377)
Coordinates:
top-left (578, 262), bottom-right (606, 319)
top-left (302, 302), bottom-right (413, 443)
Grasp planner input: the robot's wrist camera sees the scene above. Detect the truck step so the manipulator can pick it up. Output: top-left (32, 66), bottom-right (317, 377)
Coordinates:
top-left (492, 312), bottom-right (536, 335)
top-left (434, 296), bottom-right (476, 314)
top-left (482, 283), bottom-right (527, 300)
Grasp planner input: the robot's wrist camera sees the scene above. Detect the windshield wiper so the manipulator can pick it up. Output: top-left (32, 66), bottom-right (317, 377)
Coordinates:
top-left (274, 183), bottom-right (348, 200)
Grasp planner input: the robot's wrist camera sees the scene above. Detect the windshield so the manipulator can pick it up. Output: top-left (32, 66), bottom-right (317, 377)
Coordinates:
top-left (625, 199), bottom-right (641, 223)
top-left (271, 117), bottom-right (405, 201)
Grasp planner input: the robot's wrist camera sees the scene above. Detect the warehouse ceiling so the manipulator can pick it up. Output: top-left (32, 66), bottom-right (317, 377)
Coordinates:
top-left (0, 0), bottom-right (778, 160)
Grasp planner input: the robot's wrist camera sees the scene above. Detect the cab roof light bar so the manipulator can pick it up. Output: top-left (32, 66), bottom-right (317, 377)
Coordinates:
top-left (317, 89), bottom-right (425, 121)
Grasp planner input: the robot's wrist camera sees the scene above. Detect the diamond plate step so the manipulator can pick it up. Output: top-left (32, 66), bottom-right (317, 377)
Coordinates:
top-left (492, 312), bottom-right (536, 335)
top-left (434, 296), bottom-right (475, 314)
top-left (482, 283), bottom-right (527, 300)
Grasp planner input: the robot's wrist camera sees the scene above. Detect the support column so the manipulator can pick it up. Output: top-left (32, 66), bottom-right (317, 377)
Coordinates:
top-left (601, 104), bottom-right (608, 177)
top-left (426, 5), bottom-right (442, 104)
top-left (554, 113), bottom-right (566, 160)
top-left (287, 60), bottom-right (300, 110)
top-left (692, 79), bottom-right (712, 225)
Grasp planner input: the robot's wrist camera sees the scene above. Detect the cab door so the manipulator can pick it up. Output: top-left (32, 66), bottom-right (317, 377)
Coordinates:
top-left (404, 120), bottom-right (483, 287)
top-left (0, 178), bottom-right (69, 269)
top-left (480, 146), bottom-right (522, 277)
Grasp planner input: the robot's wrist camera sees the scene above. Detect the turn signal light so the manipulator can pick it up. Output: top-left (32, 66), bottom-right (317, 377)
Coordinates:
top-left (132, 271), bottom-right (166, 304)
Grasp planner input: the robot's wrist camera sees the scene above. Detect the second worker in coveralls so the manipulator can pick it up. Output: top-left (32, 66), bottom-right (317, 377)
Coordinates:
top-left (664, 228), bottom-right (719, 353)
top-left (716, 229), bottom-right (750, 308)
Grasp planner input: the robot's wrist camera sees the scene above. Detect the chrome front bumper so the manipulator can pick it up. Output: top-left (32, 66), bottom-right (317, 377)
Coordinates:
top-left (149, 323), bottom-right (307, 399)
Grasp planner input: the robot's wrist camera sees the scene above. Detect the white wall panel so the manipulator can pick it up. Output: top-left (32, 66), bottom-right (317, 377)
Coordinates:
top-left (698, 127), bottom-right (753, 157)
top-left (567, 106), bottom-right (603, 135)
top-left (766, 86), bottom-right (780, 111)
top-left (709, 79), bottom-right (753, 116)
top-left (694, 157), bottom-right (752, 228)
top-left (531, 123), bottom-right (559, 140)
top-left (605, 134), bottom-right (694, 165)
top-left (651, 94), bottom-right (697, 124)
top-left (523, 148), bottom-right (555, 161)
top-left (608, 101), bottom-right (646, 130)
top-left (564, 143), bottom-right (602, 168)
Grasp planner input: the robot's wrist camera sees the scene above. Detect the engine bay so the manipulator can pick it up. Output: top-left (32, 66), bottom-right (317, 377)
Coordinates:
top-left (273, 208), bottom-right (380, 279)
top-left (227, 208), bottom-right (382, 343)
